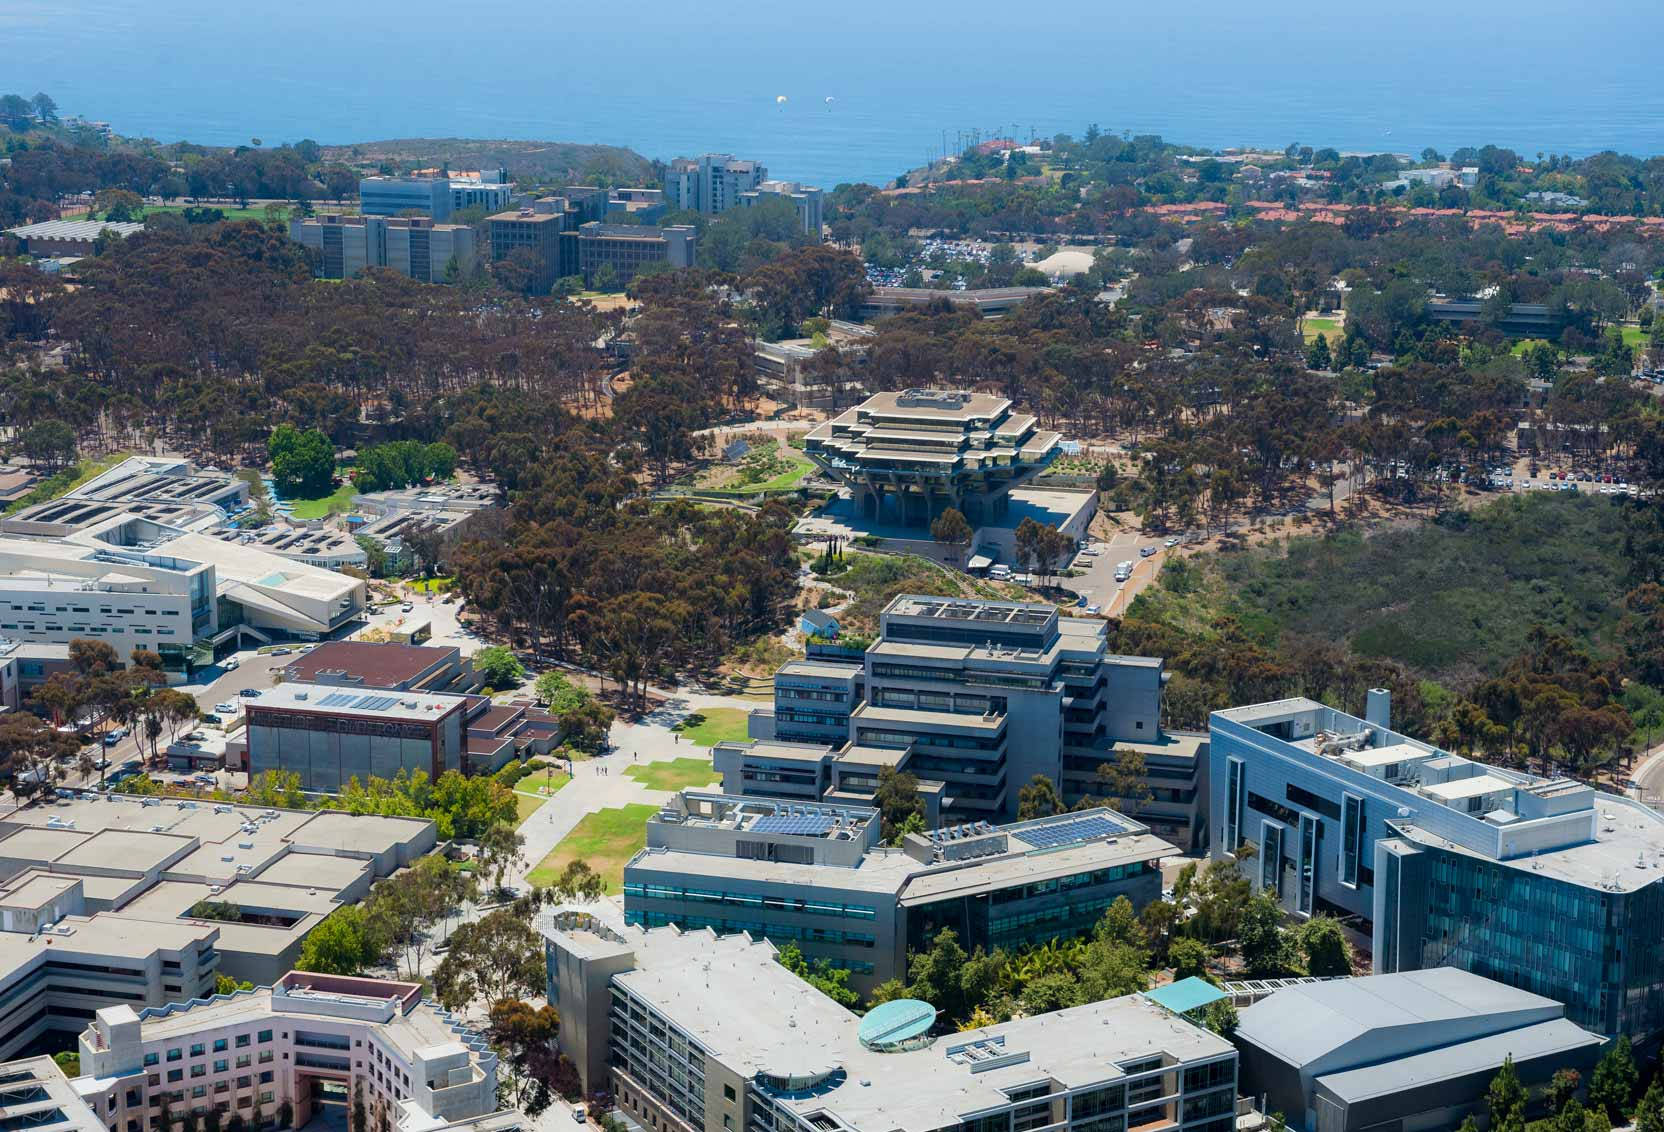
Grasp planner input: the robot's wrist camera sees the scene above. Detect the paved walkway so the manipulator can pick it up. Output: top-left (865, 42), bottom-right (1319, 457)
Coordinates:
top-left (509, 687), bottom-right (755, 884)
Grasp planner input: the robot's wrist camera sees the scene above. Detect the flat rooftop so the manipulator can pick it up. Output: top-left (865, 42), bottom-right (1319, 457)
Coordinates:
top-left (548, 913), bottom-right (1229, 1132)
top-left (275, 641), bottom-right (455, 688)
top-left (254, 682), bottom-right (465, 723)
top-left (885, 594), bottom-right (1055, 626)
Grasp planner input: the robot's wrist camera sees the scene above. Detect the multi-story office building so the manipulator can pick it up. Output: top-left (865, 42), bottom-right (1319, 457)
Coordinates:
top-left (622, 790), bottom-right (1171, 992)
top-left (0, 511), bottom-right (364, 675)
top-left (0, 795), bottom-right (435, 986)
top-left (486, 203), bottom-right (570, 292)
top-left (244, 683), bottom-right (468, 794)
top-left (730, 595), bottom-right (1206, 843)
top-left (76, 970), bottom-right (509, 1132)
top-left (543, 905), bottom-right (1237, 1132)
top-left (289, 216), bottom-right (476, 284)
top-left (0, 1056), bottom-right (108, 1132)
top-left (358, 171), bottom-right (511, 222)
top-left (663, 153), bottom-right (767, 215)
top-left (804, 390), bottom-right (1064, 526)
top-left (739, 179), bottom-right (824, 234)
top-left (0, 875), bottom-right (219, 1058)
top-left (1210, 692), bottom-right (1664, 1037)
top-left (572, 222), bottom-right (697, 287)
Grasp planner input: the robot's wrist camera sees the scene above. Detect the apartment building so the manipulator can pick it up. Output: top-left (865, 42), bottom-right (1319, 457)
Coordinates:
top-left (731, 594), bottom-right (1207, 843)
top-left (0, 512), bottom-right (364, 676)
top-left (75, 970), bottom-right (507, 1132)
top-left (0, 796), bottom-right (435, 985)
top-left (1210, 692), bottom-right (1664, 1037)
top-left (542, 905), bottom-right (1237, 1132)
top-left (739, 179), bottom-right (824, 234)
top-left (288, 215), bottom-right (476, 284)
top-left (621, 790), bottom-right (1170, 993)
top-left (804, 390), bottom-right (1063, 526)
top-left (662, 153), bottom-right (767, 214)
top-left (0, 875), bottom-right (218, 1059)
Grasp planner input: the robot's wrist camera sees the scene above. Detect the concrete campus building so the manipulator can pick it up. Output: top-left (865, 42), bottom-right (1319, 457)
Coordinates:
top-left (804, 390), bottom-right (1063, 527)
top-left (273, 640), bottom-right (480, 697)
top-left (1210, 693), bottom-right (1664, 1037)
top-left (738, 180), bottom-right (824, 235)
top-left (288, 216), bottom-right (476, 284)
top-left (662, 154), bottom-right (767, 216)
top-left (0, 508), bottom-right (364, 677)
top-left (622, 790), bottom-right (1170, 993)
top-left (3, 218), bottom-right (145, 258)
top-left (1233, 969), bottom-right (1603, 1132)
top-left (485, 197), bottom-right (697, 290)
top-left (0, 1056), bottom-right (109, 1132)
top-left (76, 970), bottom-right (511, 1132)
top-left (358, 172), bottom-right (512, 222)
top-left (541, 904), bottom-right (1239, 1132)
top-left (0, 795), bottom-right (435, 1052)
top-left (730, 594), bottom-right (1207, 845)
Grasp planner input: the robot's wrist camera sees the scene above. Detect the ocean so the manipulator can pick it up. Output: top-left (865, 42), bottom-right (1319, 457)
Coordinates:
top-left (5, 0), bottom-right (1663, 189)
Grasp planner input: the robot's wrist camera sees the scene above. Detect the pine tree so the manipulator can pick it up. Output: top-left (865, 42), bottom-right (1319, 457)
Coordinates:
top-left (1633, 1076), bottom-right (1664, 1132)
top-left (1306, 333), bottom-right (1333, 371)
top-left (1488, 1056), bottom-right (1526, 1132)
top-left (1589, 1035), bottom-right (1639, 1123)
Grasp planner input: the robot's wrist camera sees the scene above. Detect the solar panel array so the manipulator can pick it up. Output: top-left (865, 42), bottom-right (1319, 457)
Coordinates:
top-left (313, 692), bottom-right (405, 712)
top-left (1019, 814), bottom-right (1126, 849)
top-left (752, 814), bottom-right (834, 836)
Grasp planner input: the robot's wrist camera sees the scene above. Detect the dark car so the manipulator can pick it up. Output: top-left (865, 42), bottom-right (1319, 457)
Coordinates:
top-left (239, 688), bottom-right (261, 698)
top-left (201, 713), bottom-right (223, 725)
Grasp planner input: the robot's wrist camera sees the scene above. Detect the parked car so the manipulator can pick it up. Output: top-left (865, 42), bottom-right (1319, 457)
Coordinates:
top-left (214, 702), bottom-right (237, 715)
top-left (1164, 536), bottom-right (1180, 548)
top-left (201, 714), bottom-right (223, 726)
top-left (401, 602), bottom-right (414, 612)
top-left (1139, 545), bottom-right (1157, 557)
top-left (103, 728), bottom-right (128, 747)
top-left (571, 1107), bottom-right (587, 1124)
top-left (238, 688), bottom-right (261, 698)
top-left (223, 657), bottom-right (240, 670)
top-left (268, 647), bottom-right (292, 656)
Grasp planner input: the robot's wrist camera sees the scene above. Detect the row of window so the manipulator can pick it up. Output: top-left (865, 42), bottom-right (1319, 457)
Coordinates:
top-left (623, 882), bottom-right (876, 919)
top-left (624, 909), bottom-right (875, 948)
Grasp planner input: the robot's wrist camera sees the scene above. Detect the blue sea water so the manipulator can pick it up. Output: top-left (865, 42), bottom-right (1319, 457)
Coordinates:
top-left (4, 0), bottom-right (1663, 189)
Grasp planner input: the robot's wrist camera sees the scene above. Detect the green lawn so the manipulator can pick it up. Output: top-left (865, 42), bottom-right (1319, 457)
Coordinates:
top-left (624, 757), bottom-right (719, 792)
top-left (1302, 315), bottom-right (1340, 343)
top-left (284, 479), bottom-right (358, 520)
top-left (409, 576), bottom-right (454, 593)
top-left (1621, 324), bottom-right (1647, 349)
top-left (672, 707), bottom-right (750, 746)
top-left (751, 449), bottom-right (816, 492)
top-left (137, 204), bottom-right (291, 222)
top-left (526, 804), bottom-right (656, 892)
top-left (514, 776), bottom-right (568, 824)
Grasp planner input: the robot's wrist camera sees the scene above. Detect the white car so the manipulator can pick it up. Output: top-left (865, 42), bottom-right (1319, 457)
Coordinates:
top-left (1164, 536), bottom-right (1180, 548)
top-left (223, 657), bottom-right (240, 670)
top-left (215, 702), bottom-right (237, 715)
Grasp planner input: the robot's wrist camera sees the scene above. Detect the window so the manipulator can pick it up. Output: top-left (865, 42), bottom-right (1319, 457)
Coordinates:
top-left (257, 1031), bottom-right (272, 1043)
top-left (1224, 758), bottom-right (1244, 852)
top-left (213, 1040), bottom-right (228, 1053)
top-left (723, 1086), bottom-right (735, 1102)
top-left (1297, 813), bottom-right (1319, 916)
top-left (235, 1035), bottom-right (250, 1049)
top-left (144, 1054), bottom-right (159, 1067)
top-left (1260, 821), bottom-right (1284, 896)
top-left (189, 1066), bottom-right (206, 1079)
top-left (166, 1050), bottom-right (182, 1063)
top-left (167, 1071), bottom-right (183, 1084)
top-left (189, 1045), bottom-right (205, 1058)
top-left (213, 1061), bottom-right (227, 1074)
top-left (1340, 794), bottom-right (1364, 888)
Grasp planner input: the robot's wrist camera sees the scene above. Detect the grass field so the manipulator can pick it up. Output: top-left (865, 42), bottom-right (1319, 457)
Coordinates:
top-left (672, 708), bottom-right (750, 746)
top-left (408, 577), bottom-right (454, 593)
top-left (515, 775), bottom-right (569, 824)
top-left (526, 804), bottom-right (656, 892)
top-left (1302, 315), bottom-right (1341, 344)
top-left (284, 479), bottom-right (358, 520)
top-left (138, 204), bottom-right (291, 222)
top-left (624, 757), bottom-right (719, 792)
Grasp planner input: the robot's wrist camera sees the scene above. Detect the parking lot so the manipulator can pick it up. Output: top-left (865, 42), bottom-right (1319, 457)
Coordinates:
top-left (1058, 529), bottom-right (1181, 615)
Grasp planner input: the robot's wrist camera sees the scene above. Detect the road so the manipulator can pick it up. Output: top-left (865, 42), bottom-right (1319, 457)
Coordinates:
top-left (1629, 740), bottom-right (1664, 806)
top-left (1057, 530), bottom-right (1177, 615)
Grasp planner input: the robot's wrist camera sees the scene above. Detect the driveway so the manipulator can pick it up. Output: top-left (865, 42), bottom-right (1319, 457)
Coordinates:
top-left (1058, 530), bottom-right (1175, 615)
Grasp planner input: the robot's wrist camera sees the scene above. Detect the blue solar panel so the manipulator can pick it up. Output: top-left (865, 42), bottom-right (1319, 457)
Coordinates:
top-left (753, 814), bottom-right (833, 836)
top-left (354, 695), bottom-right (400, 711)
top-left (1020, 815), bottom-right (1125, 849)
top-left (316, 692), bottom-right (357, 708)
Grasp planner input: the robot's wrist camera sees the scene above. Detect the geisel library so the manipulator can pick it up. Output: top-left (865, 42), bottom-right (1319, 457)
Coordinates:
top-left (804, 389), bottom-right (1064, 526)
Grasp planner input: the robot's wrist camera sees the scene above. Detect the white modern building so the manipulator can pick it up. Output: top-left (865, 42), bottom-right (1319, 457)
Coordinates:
top-left (542, 904), bottom-right (1239, 1132)
top-left (0, 511), bottom-right (365, 675)
top-left (662, 154), bottom-right (767, 215)
top-left (76, 970), bottom-right (509, 1132)
top-left (738, 180), bottom-right (824, 234)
